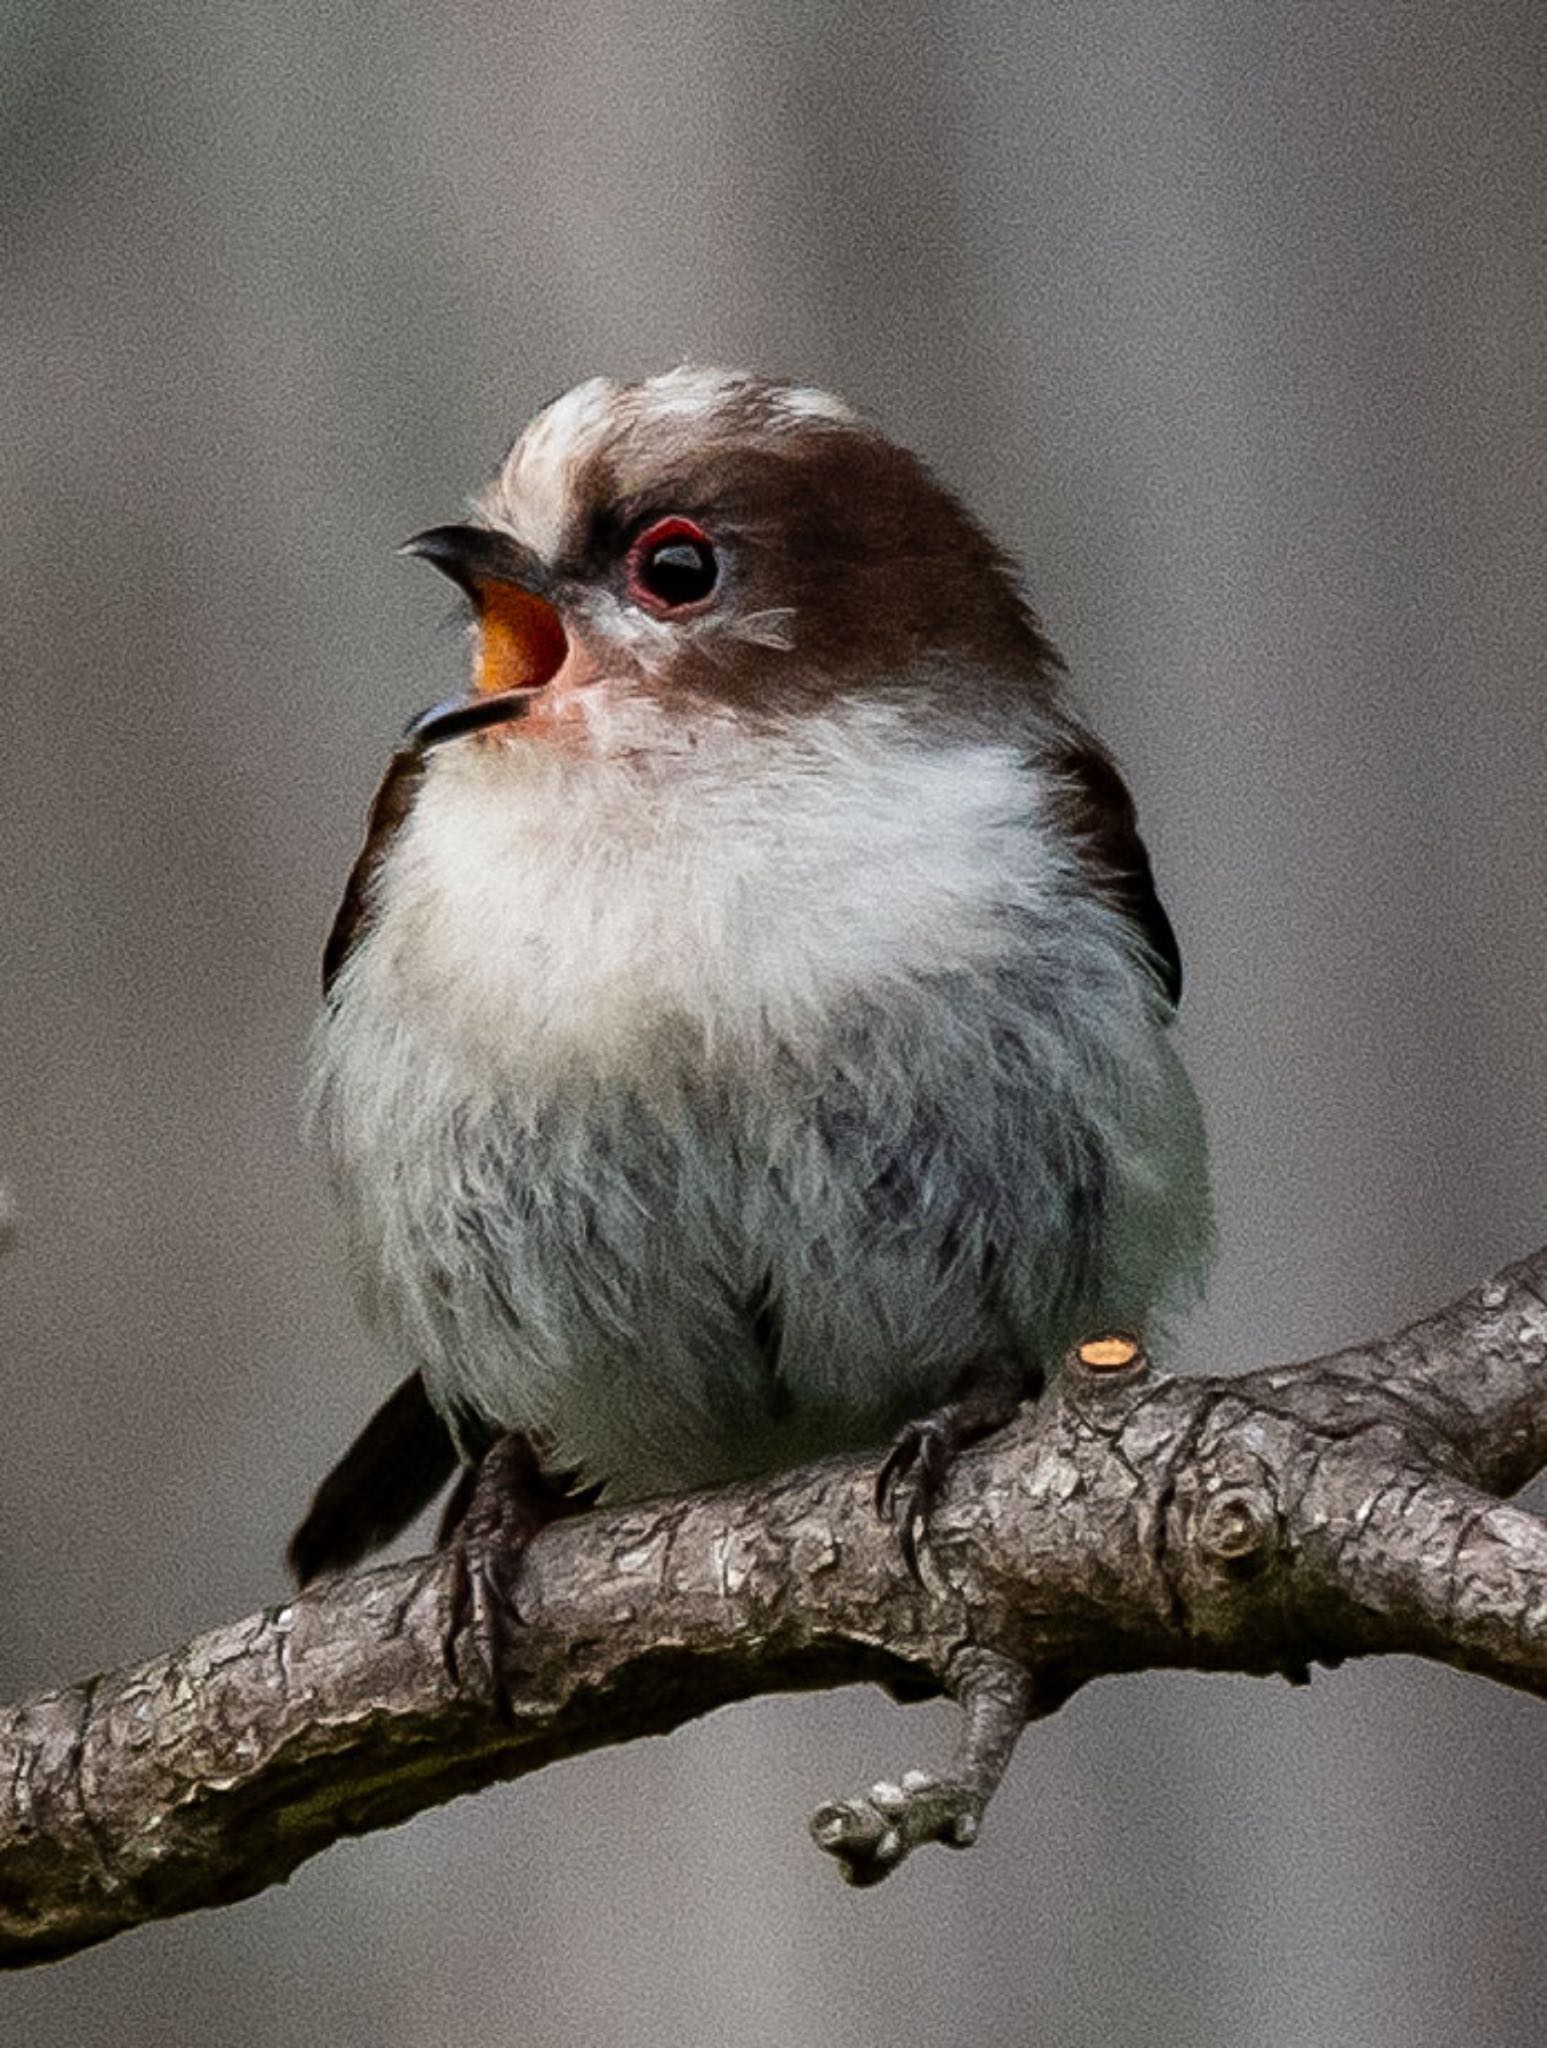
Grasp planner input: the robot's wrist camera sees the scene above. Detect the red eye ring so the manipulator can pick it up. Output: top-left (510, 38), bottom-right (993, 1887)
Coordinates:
top-left (625, 515), bottom-right (720, 614)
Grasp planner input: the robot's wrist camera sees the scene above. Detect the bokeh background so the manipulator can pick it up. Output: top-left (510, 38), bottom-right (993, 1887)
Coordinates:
top-left (5, 4), bottom-right (1546, 2043)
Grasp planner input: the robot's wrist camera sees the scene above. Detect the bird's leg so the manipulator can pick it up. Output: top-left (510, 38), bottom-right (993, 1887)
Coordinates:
top-left (876, 1358), bottom-right (1035, 1580)
top-left (440, 1429), bottom-right (597, 1714)
top-left (811, 1646), bottom-right (1048, 1885)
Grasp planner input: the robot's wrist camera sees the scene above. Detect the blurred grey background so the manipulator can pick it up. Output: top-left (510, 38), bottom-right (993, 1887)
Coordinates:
top-left (4, 3), bottom-right (1546, 2043)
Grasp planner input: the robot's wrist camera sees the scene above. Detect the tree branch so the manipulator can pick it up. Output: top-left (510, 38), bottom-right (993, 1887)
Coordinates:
top-left (6, 1246), bottom-right (1547, 1965)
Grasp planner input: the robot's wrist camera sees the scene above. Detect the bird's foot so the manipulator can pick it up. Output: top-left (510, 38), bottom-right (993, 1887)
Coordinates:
top-left (441, 1430), bottom-right (589, 1716)
top-left (875, 1367), bottom-right (1031, 1580)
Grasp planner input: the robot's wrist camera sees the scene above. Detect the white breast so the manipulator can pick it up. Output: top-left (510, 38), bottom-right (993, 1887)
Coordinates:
top-left (348, 696), bottom-right (1070, 1098)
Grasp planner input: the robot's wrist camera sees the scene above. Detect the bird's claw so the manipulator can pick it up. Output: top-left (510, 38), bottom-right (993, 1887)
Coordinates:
top-left (875, 1419), bottom-right (951, 1581)
top-left (443, 1521), bottom-right (532, 1719)
top-left (439, 1429), bottom-right (566, 1716)
top-left (877, 1370), bottom-right (1029, 1580)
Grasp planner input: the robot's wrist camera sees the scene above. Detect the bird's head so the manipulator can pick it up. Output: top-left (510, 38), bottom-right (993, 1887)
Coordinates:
top-left (402, 367), bottom-right (1058, 754)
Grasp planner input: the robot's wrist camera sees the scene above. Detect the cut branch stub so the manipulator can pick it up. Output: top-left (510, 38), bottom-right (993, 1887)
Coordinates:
top-left (1071, 1332), bottom-right (1148, 1377)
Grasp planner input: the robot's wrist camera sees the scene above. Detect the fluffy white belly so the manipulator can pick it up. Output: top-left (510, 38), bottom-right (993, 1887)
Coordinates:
top-left (314, 701), bottom-right (1210, 1498)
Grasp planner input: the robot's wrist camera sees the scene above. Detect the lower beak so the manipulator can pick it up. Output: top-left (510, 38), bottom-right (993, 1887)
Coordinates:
top-left (404, 688), bottom-right (546, 748)
top-left (401, 524), bottom-right (569, 751)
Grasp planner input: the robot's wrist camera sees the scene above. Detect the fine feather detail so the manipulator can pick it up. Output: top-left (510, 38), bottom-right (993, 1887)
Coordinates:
top-left (729, 607), bottom-right (798, 652)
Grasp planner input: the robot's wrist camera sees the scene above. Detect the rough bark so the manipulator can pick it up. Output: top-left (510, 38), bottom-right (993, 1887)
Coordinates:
top-left (5, 1246), bottom-right (1547, 1967)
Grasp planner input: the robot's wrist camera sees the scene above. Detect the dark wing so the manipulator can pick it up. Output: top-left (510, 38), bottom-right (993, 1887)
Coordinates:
top-left (323, 745), bottom-right (427, 995)
top-left (1051, 735), bottom-right (1183, 1008)
top-left (287, 1371), bottom-right (459, 1586)
top-left (297, 746), bottom-right (450, 1586)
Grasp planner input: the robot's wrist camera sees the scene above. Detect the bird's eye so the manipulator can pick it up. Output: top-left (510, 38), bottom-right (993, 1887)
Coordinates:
top-left (626, 516), bottom-right (719, 613)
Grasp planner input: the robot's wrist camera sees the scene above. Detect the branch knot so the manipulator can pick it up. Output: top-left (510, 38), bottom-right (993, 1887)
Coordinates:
top-left (1197, 1488), bottom-right (1275, 1574)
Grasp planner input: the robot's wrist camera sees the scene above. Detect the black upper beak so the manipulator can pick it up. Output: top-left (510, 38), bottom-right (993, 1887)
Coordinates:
top-left (400, 524), bottom-right (554, 601)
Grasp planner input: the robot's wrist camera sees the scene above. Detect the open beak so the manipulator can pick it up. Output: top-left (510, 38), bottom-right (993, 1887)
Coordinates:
top-left (400, 524), bottom-right (569, 750)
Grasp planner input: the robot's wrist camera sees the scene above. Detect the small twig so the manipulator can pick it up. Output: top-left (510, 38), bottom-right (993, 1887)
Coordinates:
top-left (811, 1646), bottom-right (1043, 1883)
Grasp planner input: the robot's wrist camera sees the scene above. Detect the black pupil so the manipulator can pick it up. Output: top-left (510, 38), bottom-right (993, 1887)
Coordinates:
top-left (641, 536), bottom-right (717, 606)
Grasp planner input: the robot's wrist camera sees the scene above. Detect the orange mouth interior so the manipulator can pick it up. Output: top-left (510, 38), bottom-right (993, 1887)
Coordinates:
top-left (475, 581), bottom-right (568, 697)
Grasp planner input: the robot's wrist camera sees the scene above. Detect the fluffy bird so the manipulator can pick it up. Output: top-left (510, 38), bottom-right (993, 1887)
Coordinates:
top-left (289, 368), bottom-right (1211, 1589)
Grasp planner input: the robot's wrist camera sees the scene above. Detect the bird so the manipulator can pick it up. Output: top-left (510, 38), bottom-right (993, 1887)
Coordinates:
top-left (288, 367), bottom-right (1212, 1593)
